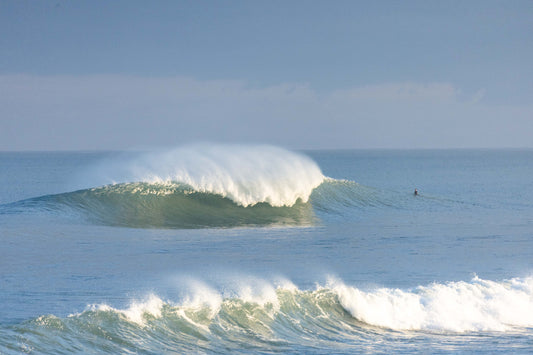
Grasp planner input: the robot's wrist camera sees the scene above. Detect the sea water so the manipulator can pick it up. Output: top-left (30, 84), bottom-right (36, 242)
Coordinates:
top-left (0, 146), bottom-right (532, 353)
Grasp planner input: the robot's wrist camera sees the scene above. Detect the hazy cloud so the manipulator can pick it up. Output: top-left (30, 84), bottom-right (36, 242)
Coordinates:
top-left (1, 75), bottom-right (532, 150)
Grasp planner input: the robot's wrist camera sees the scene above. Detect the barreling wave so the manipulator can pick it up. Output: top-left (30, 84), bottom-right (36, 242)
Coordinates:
top-left (2, 276), bottom-right (532, 353)
top-left (0, 144), bottom-right (449, 228)
top-left (1, 179), bottom-right (414, 229)
top-left (17, 182), bottom-right (317, 228)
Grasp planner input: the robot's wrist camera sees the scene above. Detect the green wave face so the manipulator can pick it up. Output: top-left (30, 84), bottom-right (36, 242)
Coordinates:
top-left (1, 178), bottom-right (456, 229)
top-left (1, 288), bottom-right (356, 354)
top-left (42, 182), bottom-right (317, 229)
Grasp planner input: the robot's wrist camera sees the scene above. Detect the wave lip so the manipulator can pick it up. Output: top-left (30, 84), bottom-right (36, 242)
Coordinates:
top-left (92, 144), bottom-right (326, 208)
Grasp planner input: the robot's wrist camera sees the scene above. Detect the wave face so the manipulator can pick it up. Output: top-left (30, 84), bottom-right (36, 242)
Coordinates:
top-left (2, 178), bottom-right (409, 229)
top-left (29, 182), bottom-right (317, 228)
top-left (2, 276), bottom-right (532, 353)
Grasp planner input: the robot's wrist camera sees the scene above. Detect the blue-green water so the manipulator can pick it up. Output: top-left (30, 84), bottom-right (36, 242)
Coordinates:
top-left (1, 146), bottom-right (532, 353)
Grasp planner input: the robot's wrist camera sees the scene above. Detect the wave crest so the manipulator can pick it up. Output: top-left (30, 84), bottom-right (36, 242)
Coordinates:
top-left (32, 276), bottom-right (533, 332)
top-left (90, 144), bottom-right (325, 207)
top-left (3, 276), bottom-right (533, 353)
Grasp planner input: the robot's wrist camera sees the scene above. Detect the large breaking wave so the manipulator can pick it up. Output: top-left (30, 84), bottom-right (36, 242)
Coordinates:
top-left (0, 144), bottom-right (435, 228)
top-left (2, 276), bottom-right (532, 353)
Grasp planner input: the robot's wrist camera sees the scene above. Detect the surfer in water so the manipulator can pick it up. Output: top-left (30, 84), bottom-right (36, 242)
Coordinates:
top-left (414, 188), bottom-right (418, 196)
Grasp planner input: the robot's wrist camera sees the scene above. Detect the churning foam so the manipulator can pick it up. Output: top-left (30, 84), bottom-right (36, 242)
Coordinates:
top-left (73, 276), bottom-right (533, 333)
top-left (15, 276), bottom-right (533, 355)
top-left (331, 276), bottom-right (533, 332)
top-left (89, 144), bottom-right (325, 207)
top-left (83, 294), bottom-right (165, 325)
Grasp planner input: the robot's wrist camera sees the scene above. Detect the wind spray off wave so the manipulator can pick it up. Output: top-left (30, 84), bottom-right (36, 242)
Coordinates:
top-left (91, 144), bottom-right (326, 208)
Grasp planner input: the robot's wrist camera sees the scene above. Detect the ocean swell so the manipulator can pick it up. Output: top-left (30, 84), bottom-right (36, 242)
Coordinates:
top-left (40, 182), bottom-right (317, 228)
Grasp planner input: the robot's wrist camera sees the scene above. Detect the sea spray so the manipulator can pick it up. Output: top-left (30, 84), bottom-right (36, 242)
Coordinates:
top-left (84, 144), bottom-right (325, 207)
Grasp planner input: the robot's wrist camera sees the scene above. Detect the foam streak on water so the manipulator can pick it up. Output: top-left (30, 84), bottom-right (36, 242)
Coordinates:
top-left (0, 146), bottom-right (461, 229)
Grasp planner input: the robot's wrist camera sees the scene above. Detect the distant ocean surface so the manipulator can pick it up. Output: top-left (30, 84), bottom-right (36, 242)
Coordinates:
top-left (1, 146), bottom-right (532, 354)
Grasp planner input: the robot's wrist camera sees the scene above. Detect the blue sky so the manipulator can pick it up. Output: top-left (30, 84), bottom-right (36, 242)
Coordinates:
top-left (1, 0), bottom-right (532, 150)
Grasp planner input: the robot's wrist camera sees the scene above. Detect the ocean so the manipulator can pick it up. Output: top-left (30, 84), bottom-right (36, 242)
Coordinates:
top-left (1, 145), bottom-right (532, 354)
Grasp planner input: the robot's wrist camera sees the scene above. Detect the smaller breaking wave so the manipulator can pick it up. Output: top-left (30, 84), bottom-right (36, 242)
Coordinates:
top-left (2, 276), bottom-right (532, 354)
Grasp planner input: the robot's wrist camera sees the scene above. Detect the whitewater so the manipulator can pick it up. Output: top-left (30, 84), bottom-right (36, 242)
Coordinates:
top-left (1, 145), bottom-right (532, 353)
top-left (83, 144), bottom-right (326, 208)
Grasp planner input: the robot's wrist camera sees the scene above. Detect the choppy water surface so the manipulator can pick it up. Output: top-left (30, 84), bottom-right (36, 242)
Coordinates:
top-left (1, 146), bottom-right (532, 353)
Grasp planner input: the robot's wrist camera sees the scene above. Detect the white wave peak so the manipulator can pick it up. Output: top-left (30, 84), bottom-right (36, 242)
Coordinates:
top-left (91, 144), bottom-right (325, 207)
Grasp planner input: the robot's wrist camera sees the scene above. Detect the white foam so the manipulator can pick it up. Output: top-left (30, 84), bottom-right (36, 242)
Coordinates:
top-left (72, 276), bottom-right (533, 333)
top-left (235, 278), bottom-right (280, 310)
top-left (84, 294), bottom-right (165, 325)
top-left (180, 280), bottom-right (223, 319)
top-left (121, 294), bottom-right (164, 324)
top-left (88, 144), bottom-right (325, 207)
top-left (330, 276), bottom-right (533, 332)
